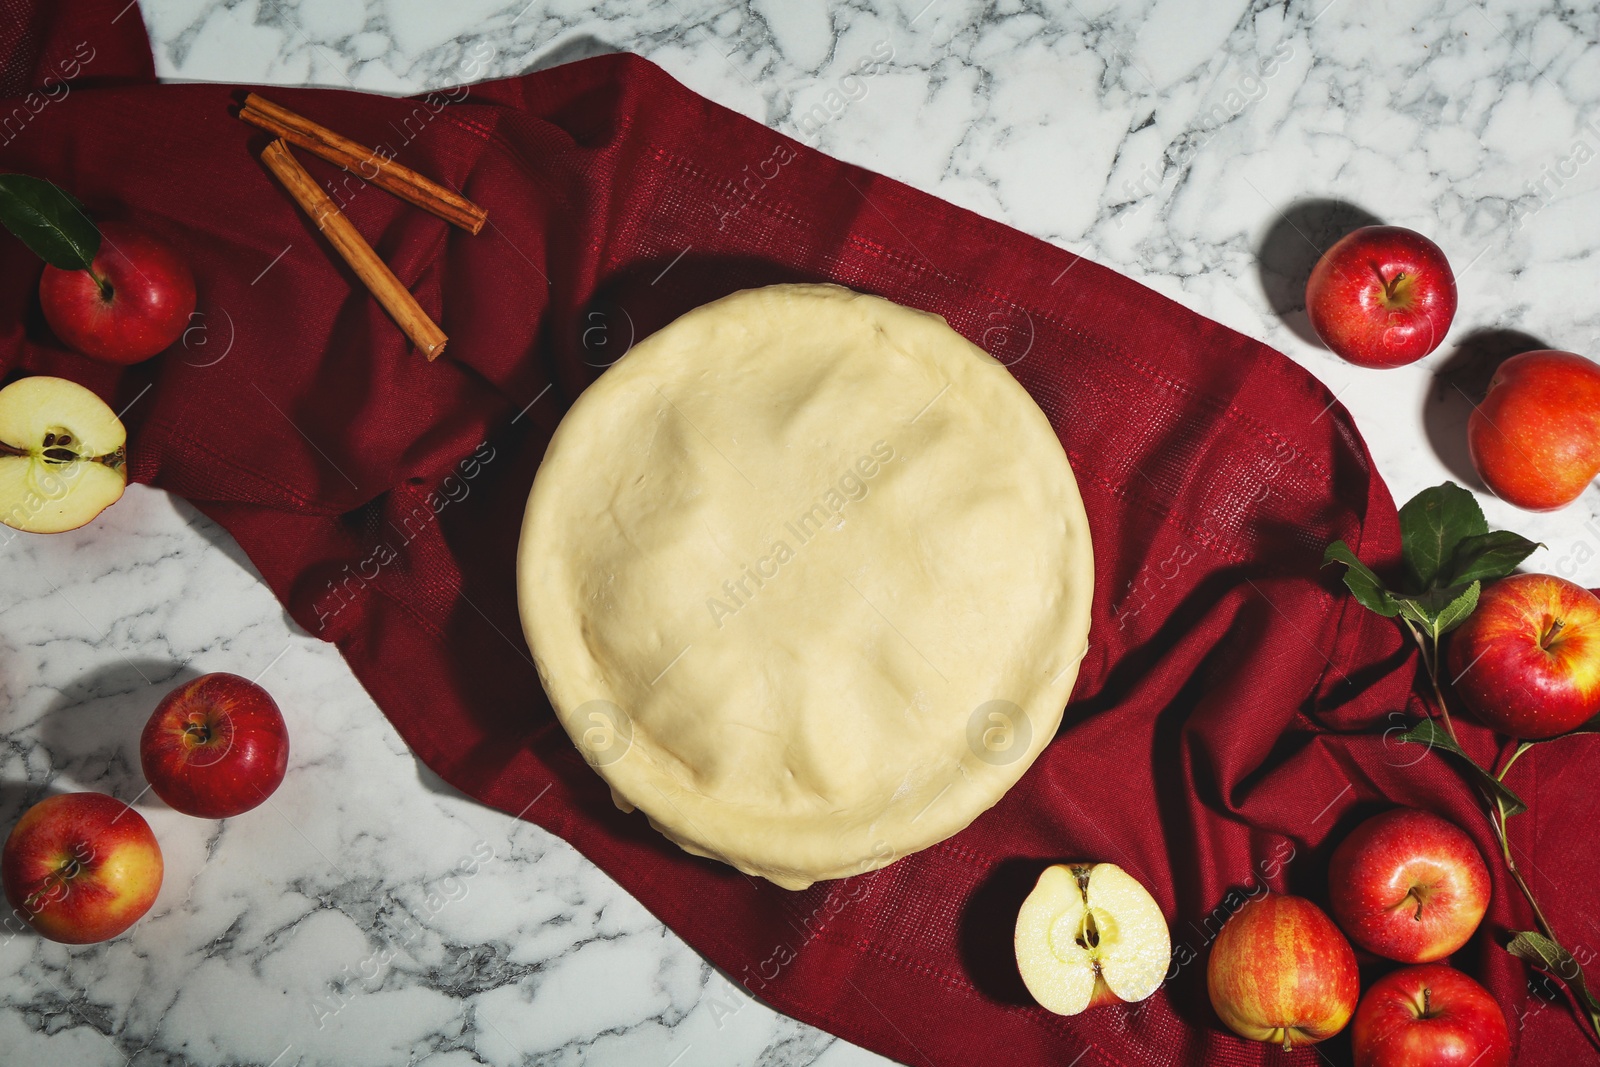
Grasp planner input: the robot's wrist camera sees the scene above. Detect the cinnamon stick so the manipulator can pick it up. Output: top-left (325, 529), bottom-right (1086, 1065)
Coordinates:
top-left (259, 138), bottom-right (447, 361)
top-left (242, 92), bottom-right (487, 235)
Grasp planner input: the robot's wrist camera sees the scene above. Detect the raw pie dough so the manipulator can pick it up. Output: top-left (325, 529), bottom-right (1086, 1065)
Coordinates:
top-left (517, 284), bottom-right (1093, 890)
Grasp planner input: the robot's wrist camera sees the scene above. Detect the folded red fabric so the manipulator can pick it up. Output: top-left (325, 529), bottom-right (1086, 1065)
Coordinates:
top-left (3, 5), bottom-right (1593, 1064)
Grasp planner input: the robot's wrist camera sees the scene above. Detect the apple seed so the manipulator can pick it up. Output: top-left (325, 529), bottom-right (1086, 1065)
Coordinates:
top-left (1076, 909), bottom-right (1100, 950)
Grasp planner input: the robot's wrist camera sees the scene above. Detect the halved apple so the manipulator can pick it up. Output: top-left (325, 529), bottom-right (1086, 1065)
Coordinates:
top-left (0, 376), bottom-right (127, 534)
top-left (1014, 862), bottom-right (1170, 1015)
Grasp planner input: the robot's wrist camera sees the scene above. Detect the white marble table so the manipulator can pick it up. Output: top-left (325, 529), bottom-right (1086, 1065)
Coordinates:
top-left (4, 1), bottom-right (1599, 1063)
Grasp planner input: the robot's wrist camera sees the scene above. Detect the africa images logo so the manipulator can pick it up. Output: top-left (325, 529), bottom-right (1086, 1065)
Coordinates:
top-left (705, 440), bottom-right (895, 628)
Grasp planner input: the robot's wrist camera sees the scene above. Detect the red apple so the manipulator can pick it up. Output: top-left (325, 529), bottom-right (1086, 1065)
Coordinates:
top-left (39, 222), bottom-right (196, 365)
top-left (1468, 350), bottom-right (1600, 511)
top-left (1329, 808), bottom-right (1490, 963)
top-left (141, 672), bottom-right (290, 818)
top-left (1305, 225), bottom-right (1457, 368)
top-left (1, 792), bottom-right (163, 944)
top-left (1352, 964), bottom-right (1510, 1067)
top-left (1207, 893), bottom-right (1360, 1050)
top-left (1447, 573), bottom-right (1600, 739)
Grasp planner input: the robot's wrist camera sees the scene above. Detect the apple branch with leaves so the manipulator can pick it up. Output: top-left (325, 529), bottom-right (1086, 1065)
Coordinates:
top-left (1325, 481), bottom-right (1600, 1043)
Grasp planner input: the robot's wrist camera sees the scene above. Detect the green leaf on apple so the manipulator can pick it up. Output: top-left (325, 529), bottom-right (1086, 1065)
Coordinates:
top-left (1448, 530), bottom-right (1542, 587)
top-left (0, 174), bottom-right (100, 272)
top-left (1398, 482), bottom-right (1487, 591)
top-left (1398, 718), bottom-right (1528, 817)
top-left (1322, 541), bottom-right (1400, 617)
top-left (1392, 582), bottom-right (1479, 640)
top-left (1507, 930), bottom-right (1600, 1030)
top-left (1426, 581), bottom-right (1480, 637)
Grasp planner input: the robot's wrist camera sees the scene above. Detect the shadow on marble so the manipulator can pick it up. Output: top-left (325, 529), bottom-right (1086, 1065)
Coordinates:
top-left (0, 779), bottom-right (63, 834)
top-left (39, 658), bottom-right (205, 803)
top-left (1256, 199), bottom-right (1382, 347)
top-left (526, 35), bottom-right (624, 76)
top-left (1422, 328), bottom-right (1550, 490)
top-left (412, 753), bottom-right (474, 803)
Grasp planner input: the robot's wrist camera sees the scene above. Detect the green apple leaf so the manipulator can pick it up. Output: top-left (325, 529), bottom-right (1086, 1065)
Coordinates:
top-left (1395, 596), bottom-right (1437, 630)
top-left (1507, 931), bottom-right (1600, 1034)
top-left (1398, 482), bottom-right (1487, 591)
top-left (1398, 717), bottom-right (1528, 816)
top-left (1449, 530), bottom-right (1542, 587)
top-left (1430, 581), bottom-right (1481, 636)
top-left (1323, 541), bottom-right (1400, 617)
top-left (1391, 581), bottom-right (1479, 639)
top-left (0, 174), bottom-right (99, 271)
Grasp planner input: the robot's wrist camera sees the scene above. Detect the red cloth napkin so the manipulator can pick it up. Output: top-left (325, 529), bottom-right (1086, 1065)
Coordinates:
top-left (4, 5), bottom-right (1596, 1064)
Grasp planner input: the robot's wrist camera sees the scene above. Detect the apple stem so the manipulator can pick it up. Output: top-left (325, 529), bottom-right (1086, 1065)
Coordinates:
top-left (0, 441), bottom-right (23, 458)
top-left (1405, 619), bottom-right (1462, 747)
top-left (89, 268), bottom-right (113, 302)
top-left (1371, 263), bottom-right (1407, 304)
top-left (1496, 742), bottom-right (1532, 782)
top-left (1541, 618), bottom-right (1565, 650)
top-left (1490, 801), bottom-right (1559, 945)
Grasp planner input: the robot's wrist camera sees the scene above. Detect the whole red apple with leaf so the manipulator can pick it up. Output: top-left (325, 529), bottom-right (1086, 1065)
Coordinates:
top-left (1325, 481), bottom-right (1600, 1044)
top-left (0, 173), bottom-right (195, 364)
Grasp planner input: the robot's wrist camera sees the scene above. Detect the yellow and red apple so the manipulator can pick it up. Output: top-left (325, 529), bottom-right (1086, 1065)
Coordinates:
top-left (1468, 350), bottom-right (1600, 511)
top-left (1352, 964), bottom-right (1510, 1067)
top-left (1, 792), bottom-right (163, 944)
top-left (1207, 893), bottom-right (1360, 1051)
top-left (1447, 573), bottom-right (1600, 739)
top-left (1328, 808), bottom-right (1489, 963)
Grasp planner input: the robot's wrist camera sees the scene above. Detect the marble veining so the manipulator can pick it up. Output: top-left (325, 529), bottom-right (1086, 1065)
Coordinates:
top-left (3, 0), bottom-right (1600, 1063)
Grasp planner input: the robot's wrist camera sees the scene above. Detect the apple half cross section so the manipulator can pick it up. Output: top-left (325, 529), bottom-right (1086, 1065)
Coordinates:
top-left (1015, 862), bottom-right (1171, 1015)
top-left (0, 376), bottom-right (127, 533)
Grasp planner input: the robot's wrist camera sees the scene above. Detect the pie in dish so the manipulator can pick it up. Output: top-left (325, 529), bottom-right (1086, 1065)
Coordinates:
top-left (517, 283), bottom-right (1093, 889)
